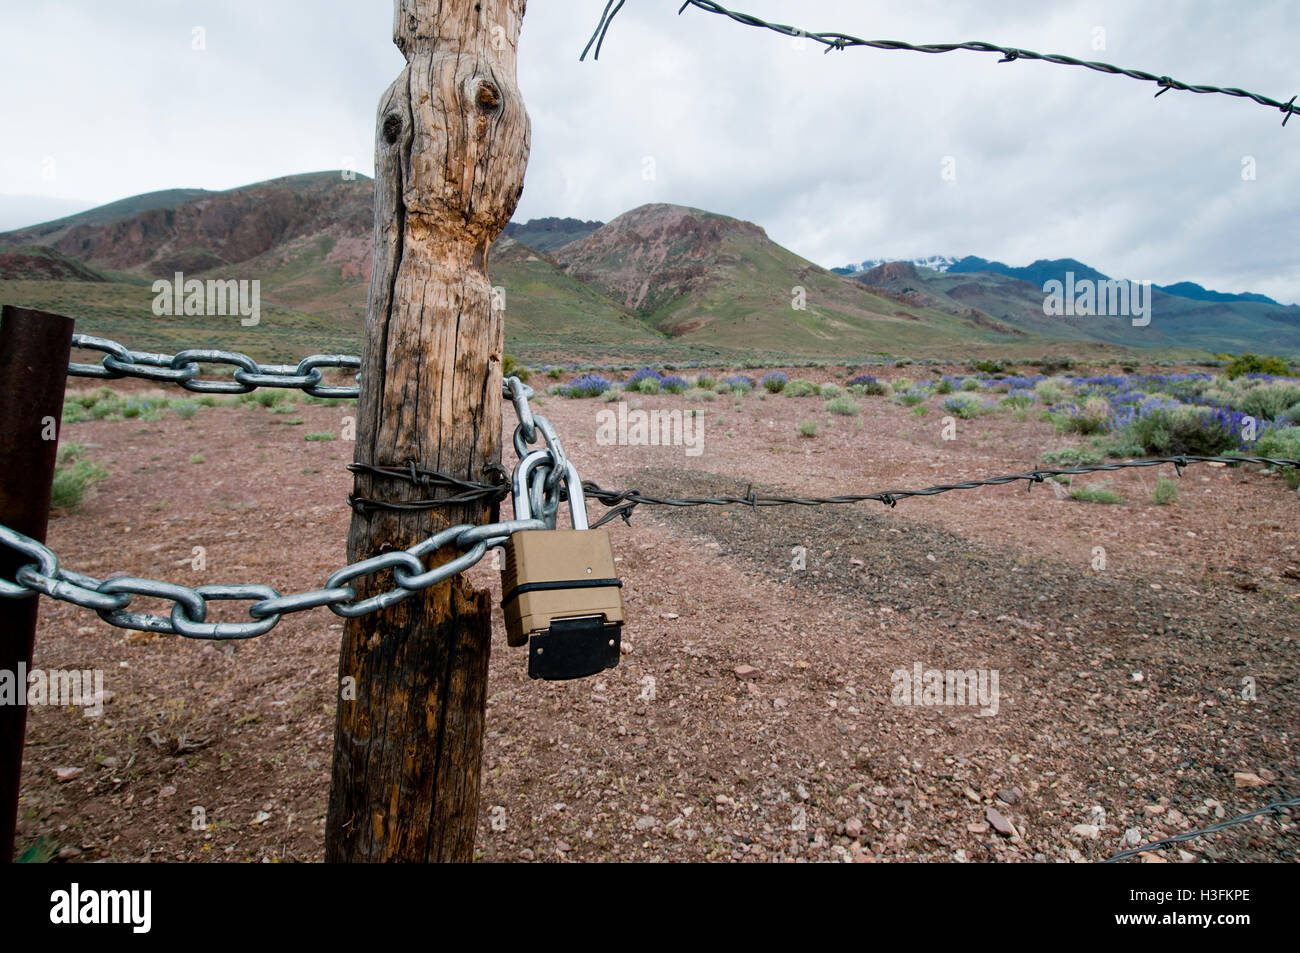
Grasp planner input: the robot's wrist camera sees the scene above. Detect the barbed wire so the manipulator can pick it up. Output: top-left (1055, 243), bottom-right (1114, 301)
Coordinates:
top-left (1104, 793), bottom-right (1299, 863)
top-left (582, 0), bottom-right (1299, 126)
top-left (580, 454), bottom-right (1300, 528)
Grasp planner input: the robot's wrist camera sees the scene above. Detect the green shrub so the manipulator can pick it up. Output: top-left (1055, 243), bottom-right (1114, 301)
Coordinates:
top-left (1070, 483), bottom-right (1124, 504)
top-left (1128, 405), bottom-right (1236, 456)
top-left (1224, 353), bottom-right (1292, 379)
top-left (890, 378), bottom-right (913, 394)
top-left (785, 379), bottom-right (818, 397)
top-left (798, 421), bottom-right (818, 438)
top-left (547, 367), bottom-right (563, 380)
top-left (1252, 426), bottom-right (1300, 488)
top-left (634, 376), bottom-right (661, 395)
top-left (1152, 476), bottom-right (1178, 505)
top-left (1034, 378), bottom-right (1069, 404)
top-left (935, 379), bottom-right (954, 395)
top-left (50, 459), bottom-right (108, 511)
top-left (1238, 383), bottom-right (1300, 422)
top-left (973, 359), bottom-right (1004, 374)
top-left (1057, 396), bottom-right (1112, 435)
top-left (819, 383), bottom-right (841, 398)
top-left (943, 392), bottom-right (987, 419)
top-left (304, 432), bottom-right (337, 442)
top-left (893, 390), bottom-right (926, 407)
top-left (255, 389), bottom-right (287, 408)
top-left (695, 374), bottom-right (716, 390)
top-left (503, 354), bottom-right (529, 381)
top-left (960, 378), bottom-right (980, 392)
top-left (825, 396), bottom-right (859, 416)
top-left (1041, 446), bottom-right (1103, 466)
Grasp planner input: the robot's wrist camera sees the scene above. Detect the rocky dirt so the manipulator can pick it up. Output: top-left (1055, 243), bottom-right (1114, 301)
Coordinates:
top-left (13, 366), bottom-right (1298, 863)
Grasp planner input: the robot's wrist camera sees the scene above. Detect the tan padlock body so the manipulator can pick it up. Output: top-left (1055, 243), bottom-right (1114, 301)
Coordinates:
top-left (501, 528), bottom-right (624, 646)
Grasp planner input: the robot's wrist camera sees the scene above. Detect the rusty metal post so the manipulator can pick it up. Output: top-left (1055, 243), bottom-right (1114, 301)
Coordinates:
top-left (0, 305), bottom-right (74, 862)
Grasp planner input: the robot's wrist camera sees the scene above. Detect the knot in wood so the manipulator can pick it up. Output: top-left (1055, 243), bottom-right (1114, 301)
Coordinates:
top-left (475, 81), bottom-right (502, 112)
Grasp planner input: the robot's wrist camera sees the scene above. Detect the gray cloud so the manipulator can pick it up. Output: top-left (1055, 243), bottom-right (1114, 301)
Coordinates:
top-left (2, 1), bottom-right (1295, 301)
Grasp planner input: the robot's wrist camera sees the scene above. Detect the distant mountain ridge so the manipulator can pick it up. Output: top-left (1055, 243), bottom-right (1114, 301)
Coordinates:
top-left (1, 173), bottom-right (1297, 360)
top-left (833, 255), bottom-right (961, 275)
top-left (839, 254), bottom-right (1284, 307)
top-left (502, 217), bottom-right (603, 252)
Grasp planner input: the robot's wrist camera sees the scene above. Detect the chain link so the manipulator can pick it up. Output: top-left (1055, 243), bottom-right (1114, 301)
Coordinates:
top-left (0, 517), bottom-right (549, 638)
top-left (23, 334), bottom-right (562, 636)
top-left (68, 334), bottom-right (362, 397)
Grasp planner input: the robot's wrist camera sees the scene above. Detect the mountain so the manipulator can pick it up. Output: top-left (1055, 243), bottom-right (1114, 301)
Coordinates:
top-left (0, 174), bottom-right (682, 363)
top-left (0, 246), bottom-right (111, 282)
top-left (3, 176), bottom-right (1297, 362)
top-left (1152, 281), bottom-right (1278, 306)
top-left (548, 204), bottom-right (1034, 358)
top-left (842, 254), bottom-right (1286, 308)
top-left (502, 217), bottom-right (602, 253)
top-left (852, 261), bottom-right (1300, 355)
top-left (833, 255), bottom-right (960, 276)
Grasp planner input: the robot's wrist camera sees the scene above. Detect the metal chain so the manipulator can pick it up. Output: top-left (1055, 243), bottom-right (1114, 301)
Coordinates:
top-left (584, 1), bottom-right (1300, 126)
top-left (0, 518), bottom-right (549, 638)
top-left (3, 353), bottom-right (573, 636)
top-left (69, 333), bottom-right (363, 397)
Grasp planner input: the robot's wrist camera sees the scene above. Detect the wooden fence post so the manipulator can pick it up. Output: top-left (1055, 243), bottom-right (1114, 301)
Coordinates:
top-left (324, 0), bottom-right (530, 862)
top-left (0, 306), bottom-right (75, 862)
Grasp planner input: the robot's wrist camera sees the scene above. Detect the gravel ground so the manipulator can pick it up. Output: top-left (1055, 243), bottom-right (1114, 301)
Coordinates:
top-left (14, 367), bottom-right (1298, 862)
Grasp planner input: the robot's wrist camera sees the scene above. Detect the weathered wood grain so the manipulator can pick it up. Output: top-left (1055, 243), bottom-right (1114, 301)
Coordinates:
top-left (325, 0), bottom-right (530, 863)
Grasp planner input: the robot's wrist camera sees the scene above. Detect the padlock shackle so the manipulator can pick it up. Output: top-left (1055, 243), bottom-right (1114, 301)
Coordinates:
top-left (512, 450), bottom-right (589, 530)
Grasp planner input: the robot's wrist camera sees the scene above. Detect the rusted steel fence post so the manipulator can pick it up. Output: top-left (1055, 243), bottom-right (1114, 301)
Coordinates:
top-left (0, 305), bottom-right (74, 862)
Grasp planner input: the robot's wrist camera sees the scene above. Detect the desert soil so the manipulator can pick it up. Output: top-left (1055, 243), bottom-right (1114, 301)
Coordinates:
top-left (14, 366), bottom-right (1299, 862)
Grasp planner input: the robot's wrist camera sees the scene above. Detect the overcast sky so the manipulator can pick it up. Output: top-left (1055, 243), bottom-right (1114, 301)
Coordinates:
top-left (1, 1), bottom-right (1296, 302)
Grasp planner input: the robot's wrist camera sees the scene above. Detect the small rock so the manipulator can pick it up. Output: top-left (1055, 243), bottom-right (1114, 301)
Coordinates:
top-left (1234, 772), bottom-right (1267, 788)
top-left (556, 840), bottom-right (573, 852)
top-left (57, 846), bottom-right (83, 860)
top-left (962, 786), bottom-right (981, 803)
top-left (967, 822), bottom-right (989, 835)
top-left (54, 767), bottom-right (83, 782)
top-left (635, 815), bottom-right (656, 831)
top-left (1122, 827), bottom-right (1142, 847)
top-left (733, 665), bottom-right (760, 679)
top-left (1070, 824), bottom-right (1101, 840)
top-left (844, 817), bottom-right (863, 839)
top-left (996, 788), bottom-right (1019, 805)
top-left (159, 785), bottom-right (177, 798)
top-left (252, 811), bottom-right (271, 825)
top-left (660, 612), bottom-right (679, 620)
top-left (986, 807), bottom-right (1016, 837)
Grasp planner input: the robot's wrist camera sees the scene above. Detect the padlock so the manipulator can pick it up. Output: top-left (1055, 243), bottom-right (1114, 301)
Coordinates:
top-left (501, 450), bottom-right (623, 680)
